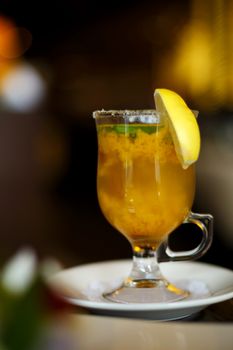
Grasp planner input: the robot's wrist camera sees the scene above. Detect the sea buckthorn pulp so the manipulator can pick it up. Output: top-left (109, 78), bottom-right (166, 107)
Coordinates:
top-left (97, 123), bottom-right (195, 251)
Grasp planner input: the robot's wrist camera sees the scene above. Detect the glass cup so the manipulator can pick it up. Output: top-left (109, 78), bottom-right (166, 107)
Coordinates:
top-left (93, 110), bottom-right (213, 303)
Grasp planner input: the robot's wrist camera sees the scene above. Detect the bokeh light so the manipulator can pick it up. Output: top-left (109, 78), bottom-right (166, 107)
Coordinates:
top-left (0, 16), bottom-right (32, 59)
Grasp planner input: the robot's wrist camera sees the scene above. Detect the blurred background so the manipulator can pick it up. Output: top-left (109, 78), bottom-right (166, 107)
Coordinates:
top-left (0, 0), bottom-right (232, 269)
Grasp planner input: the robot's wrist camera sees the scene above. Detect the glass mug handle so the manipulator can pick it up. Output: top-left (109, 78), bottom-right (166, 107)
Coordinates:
top-left (158, 212), bottom-right (213, 262)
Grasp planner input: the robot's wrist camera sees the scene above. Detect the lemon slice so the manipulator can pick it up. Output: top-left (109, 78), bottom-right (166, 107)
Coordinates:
top-left (154, 88), bottom-right (200, 169)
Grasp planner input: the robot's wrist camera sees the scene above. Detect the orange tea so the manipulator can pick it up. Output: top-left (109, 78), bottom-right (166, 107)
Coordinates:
top-left (97, 123), bottom-right (195, 251)
top-left (94, 97), bottom-right (213, 304)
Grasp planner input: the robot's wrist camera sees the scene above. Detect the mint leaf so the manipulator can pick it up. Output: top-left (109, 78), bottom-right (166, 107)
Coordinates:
top-left (99, 125), bottom-right (162, 135)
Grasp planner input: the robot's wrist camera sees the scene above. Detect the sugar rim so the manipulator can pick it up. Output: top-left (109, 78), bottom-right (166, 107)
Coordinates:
top-left (93, 109), bottom-right (160, 119)
top-left (93, 109), bottom-right (199, 119)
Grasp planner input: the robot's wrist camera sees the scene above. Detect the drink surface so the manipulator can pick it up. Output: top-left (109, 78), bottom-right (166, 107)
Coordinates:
top-left (97, 123), bottom-right (195, 250)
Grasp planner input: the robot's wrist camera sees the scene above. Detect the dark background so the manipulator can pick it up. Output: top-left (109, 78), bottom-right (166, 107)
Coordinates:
top-left (0, 0), bottom-right (232, 269)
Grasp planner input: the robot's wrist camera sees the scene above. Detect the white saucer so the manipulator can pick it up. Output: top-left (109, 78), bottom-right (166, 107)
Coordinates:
top-left (50, 260), bottom-right (233, 320)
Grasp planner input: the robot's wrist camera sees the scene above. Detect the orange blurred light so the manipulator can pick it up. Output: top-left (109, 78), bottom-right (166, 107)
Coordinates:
top-left (0, 16), bottom-right (32, 59)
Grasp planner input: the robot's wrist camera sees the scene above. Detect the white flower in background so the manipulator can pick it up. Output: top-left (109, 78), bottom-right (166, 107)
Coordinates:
top-left (2, 248), bottom-right (37, 294)
top-left (1, 63), bottom-right (46, 113)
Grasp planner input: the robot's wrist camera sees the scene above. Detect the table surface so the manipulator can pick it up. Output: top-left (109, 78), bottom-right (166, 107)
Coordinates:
top-left (68, 299), bottom-right (233, 350)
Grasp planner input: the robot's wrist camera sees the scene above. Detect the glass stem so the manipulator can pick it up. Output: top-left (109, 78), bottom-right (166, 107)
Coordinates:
top-left (125, 248), bottom-right (164, 287)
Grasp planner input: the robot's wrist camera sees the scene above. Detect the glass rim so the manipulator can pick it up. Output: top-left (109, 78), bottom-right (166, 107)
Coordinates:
top-left (93, 109), bottom-right (199, 119)
top-left (93, 109), bottom-right (159, 119)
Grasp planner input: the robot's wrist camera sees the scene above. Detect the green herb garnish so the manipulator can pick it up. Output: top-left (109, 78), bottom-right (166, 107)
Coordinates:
top-left (99, 124), bottom-right (162, 135)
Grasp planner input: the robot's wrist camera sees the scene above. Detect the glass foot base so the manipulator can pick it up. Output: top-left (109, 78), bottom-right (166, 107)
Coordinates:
top-left (103, 279), bottom-right (189, 304)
